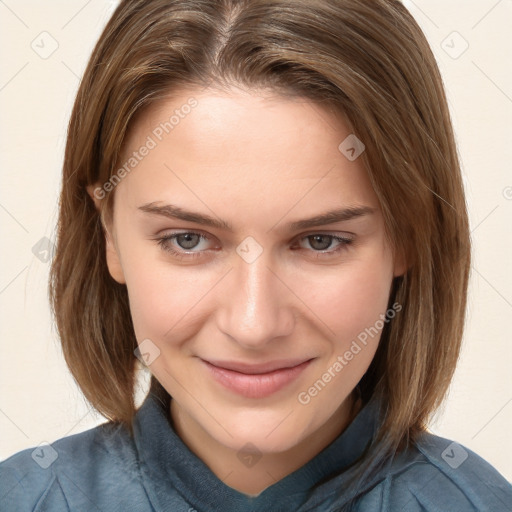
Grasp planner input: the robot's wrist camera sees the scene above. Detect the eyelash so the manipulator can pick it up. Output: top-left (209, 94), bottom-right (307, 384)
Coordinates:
top-left (155, 231), bottom-right (354, 260)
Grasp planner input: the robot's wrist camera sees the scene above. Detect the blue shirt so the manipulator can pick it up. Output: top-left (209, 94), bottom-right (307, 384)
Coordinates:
top-left (1, 391), bottom-right (511, 511)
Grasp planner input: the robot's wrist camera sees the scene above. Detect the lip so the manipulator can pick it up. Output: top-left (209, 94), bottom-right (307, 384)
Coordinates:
top-left (201, 358), bottom-right (313, 399)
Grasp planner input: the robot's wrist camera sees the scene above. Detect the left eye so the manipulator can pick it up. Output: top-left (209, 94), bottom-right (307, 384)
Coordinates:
top-left (295, 234), bottom-right (353, 255)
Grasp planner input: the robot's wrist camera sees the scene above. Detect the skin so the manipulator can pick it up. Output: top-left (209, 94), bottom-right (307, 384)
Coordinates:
top-left (87, 86), bottom-right (405, 496)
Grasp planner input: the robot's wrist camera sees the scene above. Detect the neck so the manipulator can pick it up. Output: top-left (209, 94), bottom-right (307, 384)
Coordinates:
top-left (170, 391), bottom-right (362, 496)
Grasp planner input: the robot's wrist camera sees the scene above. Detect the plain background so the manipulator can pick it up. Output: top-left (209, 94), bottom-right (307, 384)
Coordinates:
top-left (0, 0), bottom-right (511, 480)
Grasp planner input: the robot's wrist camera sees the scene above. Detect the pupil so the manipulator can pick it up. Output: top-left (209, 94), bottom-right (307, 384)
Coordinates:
top-left (178, 233), bottom-right (198, 249)
top-left (310, 235), bottom-right (331, 250)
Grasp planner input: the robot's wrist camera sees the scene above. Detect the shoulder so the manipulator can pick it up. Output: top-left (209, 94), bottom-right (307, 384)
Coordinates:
top-left (0, 420), bottom-right (143, 512)
top-left (358, 431), bottom-right (512, 512)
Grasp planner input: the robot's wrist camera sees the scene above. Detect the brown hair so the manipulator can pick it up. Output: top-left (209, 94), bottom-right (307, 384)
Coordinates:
top-left (50, 0), bottom-right (470, 461)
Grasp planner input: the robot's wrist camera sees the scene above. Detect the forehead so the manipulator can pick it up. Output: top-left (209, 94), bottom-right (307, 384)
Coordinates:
top-left (114, 87), bottom-right (379, 219)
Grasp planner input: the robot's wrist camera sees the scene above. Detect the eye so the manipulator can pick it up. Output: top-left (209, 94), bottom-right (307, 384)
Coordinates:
top-left (155, 231), bottom-right (354, 261)
top-left (293, 233), bottom-right (354, 258)
top-left (156, 231), bottom-right (214, 259)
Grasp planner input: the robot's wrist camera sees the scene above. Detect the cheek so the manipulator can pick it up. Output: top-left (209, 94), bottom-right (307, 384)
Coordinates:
top-left (299, 245), bottom-right (394, 345)
top-left (294, 248), bottom-right (394, 416)
top-left (118, 223), bottom-right (394, 349)
top-left (118, 242), bottom-right (214, 342)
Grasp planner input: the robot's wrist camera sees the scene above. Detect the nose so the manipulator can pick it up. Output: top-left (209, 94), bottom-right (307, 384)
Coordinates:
top-left (215, 247), bottom-right (296, 349)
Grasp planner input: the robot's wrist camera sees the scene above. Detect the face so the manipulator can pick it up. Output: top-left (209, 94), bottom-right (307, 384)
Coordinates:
top-left (90, 86), bottom-right (404, 454)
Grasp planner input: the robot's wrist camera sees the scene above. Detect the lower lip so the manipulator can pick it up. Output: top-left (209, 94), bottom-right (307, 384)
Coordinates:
top-left (202, 360), bottom-right (312, 399)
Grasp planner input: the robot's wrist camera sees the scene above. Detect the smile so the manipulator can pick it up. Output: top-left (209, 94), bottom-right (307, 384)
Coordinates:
top-left (201, 358), bottom-right (313, 398)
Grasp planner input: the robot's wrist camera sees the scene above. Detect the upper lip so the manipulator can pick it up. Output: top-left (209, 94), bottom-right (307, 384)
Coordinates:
top-left (202, 358), bottom-right (313, 375)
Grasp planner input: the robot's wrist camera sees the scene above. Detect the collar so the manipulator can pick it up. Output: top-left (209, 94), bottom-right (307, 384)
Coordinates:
top-left (132, 390), bottom-right (383, 512)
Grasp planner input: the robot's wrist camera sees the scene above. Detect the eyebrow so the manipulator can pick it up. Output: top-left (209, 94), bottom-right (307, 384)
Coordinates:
top-left (137, 202), bottom-right (376, 232)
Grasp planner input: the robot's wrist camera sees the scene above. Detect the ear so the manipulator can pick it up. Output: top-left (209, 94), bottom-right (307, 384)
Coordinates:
top-left (86, 184), bottom-right (126, 285)
top-left (392, 246), bottom-right (409, 278)
top-left (86, 183), bottom-right (104, 210)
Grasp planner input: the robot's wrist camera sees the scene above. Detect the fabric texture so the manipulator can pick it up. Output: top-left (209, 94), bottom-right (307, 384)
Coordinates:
top-left (1, 389), bottom-right (511, 512)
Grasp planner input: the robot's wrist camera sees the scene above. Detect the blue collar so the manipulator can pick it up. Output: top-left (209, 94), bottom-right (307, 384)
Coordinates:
top-left (132, 390), bottom-right (384, 511)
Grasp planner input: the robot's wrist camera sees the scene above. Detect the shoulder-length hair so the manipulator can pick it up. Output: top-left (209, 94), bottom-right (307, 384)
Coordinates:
top-left (50, 0), bottom-right (470, 455)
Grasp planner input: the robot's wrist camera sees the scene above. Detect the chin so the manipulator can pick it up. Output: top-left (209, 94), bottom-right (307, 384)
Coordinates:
top-left (222, 428), bottom-right (305, 455)
top-left (209, 407), bottom-right (315, 454)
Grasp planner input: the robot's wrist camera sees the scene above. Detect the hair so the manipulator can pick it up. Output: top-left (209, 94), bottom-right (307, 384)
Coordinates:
top-left (50, 0), bottom-right (470, 488)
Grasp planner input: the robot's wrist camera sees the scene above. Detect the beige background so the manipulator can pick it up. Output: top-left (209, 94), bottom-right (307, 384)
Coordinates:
top-left (1, 0), bottom-right (511, 480)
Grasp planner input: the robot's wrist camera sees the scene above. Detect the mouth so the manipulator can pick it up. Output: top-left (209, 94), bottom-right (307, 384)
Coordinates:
top-left (200, 358), bottom-right (314, 399)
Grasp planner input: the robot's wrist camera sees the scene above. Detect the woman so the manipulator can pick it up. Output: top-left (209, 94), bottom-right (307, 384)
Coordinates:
top-left (1, 0), bottom-right (511, 510)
